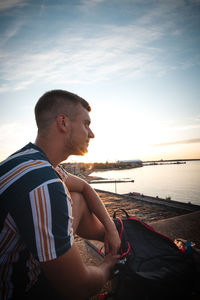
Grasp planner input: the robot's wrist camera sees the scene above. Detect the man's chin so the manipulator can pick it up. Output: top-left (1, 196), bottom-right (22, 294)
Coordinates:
top-left (73, 148), bottom-right (88, 156)
top-left (81, 149), bottom-right (88, 156)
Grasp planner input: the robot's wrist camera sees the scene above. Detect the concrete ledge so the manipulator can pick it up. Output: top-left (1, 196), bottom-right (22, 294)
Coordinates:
top-left (84, 240), bottom-right (104, 260)
top-left (150, 211), bottom-right (200, 247)
top-left (85, 211), bottom-right (200, 260)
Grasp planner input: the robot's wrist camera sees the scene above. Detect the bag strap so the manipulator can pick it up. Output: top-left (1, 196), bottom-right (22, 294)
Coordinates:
top-left (113, 209), bottom-right (130, 219)
top-left (98, 216), bottom-right (131, 259)
top-left (115, 216), bottom-right (131, 259)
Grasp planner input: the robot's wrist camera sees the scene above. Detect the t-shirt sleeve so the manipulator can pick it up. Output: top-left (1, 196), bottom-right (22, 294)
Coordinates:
top-left (27, 179), bottom-right (74, 262)
top-left (55, 165), bottom-right (68, 183)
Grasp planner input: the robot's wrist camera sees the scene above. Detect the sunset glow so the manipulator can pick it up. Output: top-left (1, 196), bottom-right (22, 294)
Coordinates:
top-left (0, 0), bottom-right (200, 163)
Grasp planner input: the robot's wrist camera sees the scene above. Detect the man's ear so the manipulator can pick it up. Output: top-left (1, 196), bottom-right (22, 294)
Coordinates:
top-left (56, 114), bottom-right (70, 132)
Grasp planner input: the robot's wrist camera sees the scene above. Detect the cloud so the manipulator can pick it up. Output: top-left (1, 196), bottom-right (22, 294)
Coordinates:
top-left (153, 138), bottom-right (200, 147)
top-left (77, 0), bottom-right (105, 11)
top-left (0, 20), bottom-right (25, 48)
top-left (0, 0), bottom-right (199, 92)
top-left (173, 124), bottom-right (200, 131)
top-left (0, 22), bottom-right (166, 92)
top-left (0, 121), bottom-right (36, 161)
top-left (80, 0), bottom-right (105, 5)
top-left (0, 0), bottom-right (26, 11)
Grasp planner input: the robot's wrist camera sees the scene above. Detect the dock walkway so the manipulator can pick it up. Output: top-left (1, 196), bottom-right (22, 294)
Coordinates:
top-left (125, 192), bottom-right (200, 212)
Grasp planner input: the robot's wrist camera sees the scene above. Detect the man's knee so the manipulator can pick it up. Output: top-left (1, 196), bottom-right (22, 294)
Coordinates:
top-left (70, 191), bottom-right (82, 205)
top-left (71, 192), bottom-right (88, 213)
top-left (70, 192), bottom-right (104, 240)
top-left (70, 192), bottom-right (88, 233)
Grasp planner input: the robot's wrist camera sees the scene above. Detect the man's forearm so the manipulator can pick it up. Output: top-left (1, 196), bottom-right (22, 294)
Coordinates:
top-left (77, 253), bottom-right (119, 299)
top-left (83, 263), bottom-right (111, 297)
top-left (64, 173), bottom-right (120, 254)
top-left (42, 244), bottom-right (119, 300)
top-left (82, 183), bottom-right (115, 230)
top-left (58, 168), bottom-right (113, 229)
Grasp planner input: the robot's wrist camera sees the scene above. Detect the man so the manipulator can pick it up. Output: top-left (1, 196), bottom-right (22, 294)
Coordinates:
top-left (0, 90), bottom-right (120, 300)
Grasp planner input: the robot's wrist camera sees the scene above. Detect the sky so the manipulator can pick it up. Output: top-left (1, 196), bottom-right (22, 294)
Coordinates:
top-left (0, 0), bottom-right (200, 163)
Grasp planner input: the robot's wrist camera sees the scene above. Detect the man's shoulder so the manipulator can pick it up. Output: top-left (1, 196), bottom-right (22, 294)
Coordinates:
top-left (1, 143), bottom-right (52, 170)
top-left (1, 143), bottom-right (45, 166)
top-left (0, 143), bottom-right (60, 196)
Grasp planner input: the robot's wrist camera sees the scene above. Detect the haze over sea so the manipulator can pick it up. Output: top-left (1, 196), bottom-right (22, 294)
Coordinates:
top-left (91, 161), bottom-right (200, 206)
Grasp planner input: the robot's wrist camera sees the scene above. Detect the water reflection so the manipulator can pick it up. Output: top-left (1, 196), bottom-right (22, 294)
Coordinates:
top-left (91, 161), bottom-right (200, 205)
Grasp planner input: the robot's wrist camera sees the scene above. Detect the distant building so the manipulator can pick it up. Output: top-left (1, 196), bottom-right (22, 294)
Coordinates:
top-left (117, 159), bottom-right (142, 167)
top-left (60, 163), bottom-right (89, 179)
top-left (61, 163), bottom-right (80, 175)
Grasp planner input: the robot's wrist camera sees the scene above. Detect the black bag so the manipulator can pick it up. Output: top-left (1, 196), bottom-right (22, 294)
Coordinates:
top-left (112, 209), bottom-right (197, 300)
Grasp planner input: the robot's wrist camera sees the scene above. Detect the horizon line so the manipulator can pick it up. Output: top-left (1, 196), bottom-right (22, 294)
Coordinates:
top-left (64, 158), bottom-right (200, 164)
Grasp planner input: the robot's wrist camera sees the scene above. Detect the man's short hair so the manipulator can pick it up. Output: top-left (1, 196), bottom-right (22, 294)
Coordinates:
top-left (35, 89), bottom-right (91, 131)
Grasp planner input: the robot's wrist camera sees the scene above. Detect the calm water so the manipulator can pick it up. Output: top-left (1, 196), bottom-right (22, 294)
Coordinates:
top-left (91, 161), bottom-right (200, 206)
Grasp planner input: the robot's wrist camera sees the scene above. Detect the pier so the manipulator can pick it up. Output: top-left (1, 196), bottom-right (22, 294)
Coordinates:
top-left (124, 192), bottom-right (200, 212)
top-left (94, 189), bottom-right (200, 213)
top-left (89, 179), bottom-right (134, 184)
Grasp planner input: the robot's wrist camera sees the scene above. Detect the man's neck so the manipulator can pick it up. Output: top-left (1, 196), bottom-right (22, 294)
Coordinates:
top-left (35, 136), bottom-right (68, 167)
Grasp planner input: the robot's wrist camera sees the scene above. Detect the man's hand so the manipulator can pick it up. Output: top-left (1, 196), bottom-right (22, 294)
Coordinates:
top-left (104, 222), bottom-right (121, 255)
top-left (101, 252), bottom-right (120, 279)
top-left (42, 244), bottom-right (120, 299)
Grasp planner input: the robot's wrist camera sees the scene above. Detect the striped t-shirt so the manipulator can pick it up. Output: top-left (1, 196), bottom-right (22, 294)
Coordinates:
top-left (0, 143), bottom-right (73, 300)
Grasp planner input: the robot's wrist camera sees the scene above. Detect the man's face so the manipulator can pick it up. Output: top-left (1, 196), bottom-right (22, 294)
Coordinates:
top-left (67, 104), bottom-right (95, 156)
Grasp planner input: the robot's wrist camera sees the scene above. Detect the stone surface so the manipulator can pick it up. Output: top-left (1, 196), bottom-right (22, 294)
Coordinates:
top-left (151, 211), bottom-right (200, 247)
top-left (75, 191), bottom-right (200, 299)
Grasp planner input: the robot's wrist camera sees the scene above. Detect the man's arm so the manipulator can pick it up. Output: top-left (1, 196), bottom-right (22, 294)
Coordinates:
top-left (41, 243), bottom-right (119, 300)
top-left (64, 172), bottom-right (120, 255)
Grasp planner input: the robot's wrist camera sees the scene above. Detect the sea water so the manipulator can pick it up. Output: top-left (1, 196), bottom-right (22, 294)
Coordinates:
top-left (90, 161), bottom-right (200, 206)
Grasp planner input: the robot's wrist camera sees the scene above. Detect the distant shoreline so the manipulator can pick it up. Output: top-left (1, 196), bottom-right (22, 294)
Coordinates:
top-left (142, 158), bottom-right (200, 163)
top-left (62, 159), bottom-right (200, 182)
top-left (88, 159), bottom-right (199, 177)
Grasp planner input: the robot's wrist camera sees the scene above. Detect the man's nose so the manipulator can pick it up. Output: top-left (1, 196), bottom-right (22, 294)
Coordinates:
top-left (89, 128), bottom-right (95, 138)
